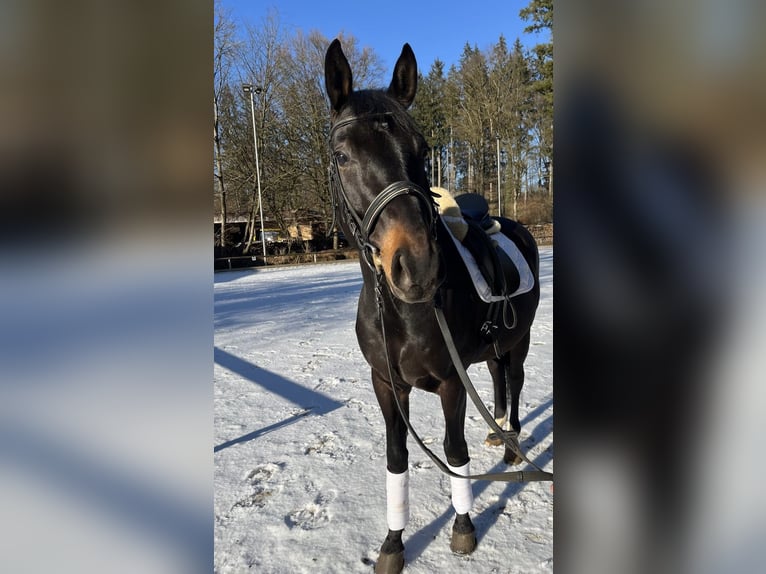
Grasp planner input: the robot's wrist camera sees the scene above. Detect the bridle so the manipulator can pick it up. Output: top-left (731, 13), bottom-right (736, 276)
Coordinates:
top-left (327, 111), bottom-right (553, 484)
top-left (328, 112), bottom-right (438, 274)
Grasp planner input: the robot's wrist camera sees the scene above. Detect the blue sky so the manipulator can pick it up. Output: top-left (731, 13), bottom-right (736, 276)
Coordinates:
top-left (221, 0), bottom-right (549, 75)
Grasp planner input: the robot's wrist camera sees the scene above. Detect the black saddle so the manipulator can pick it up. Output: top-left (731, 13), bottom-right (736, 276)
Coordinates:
top-left (454, 193), bottom-right (520, 299)
top-left (454, 193), bottom-right (496, 232)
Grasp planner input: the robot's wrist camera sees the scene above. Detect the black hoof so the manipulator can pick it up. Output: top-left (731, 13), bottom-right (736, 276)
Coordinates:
top-left (375, 550), bottom-right (404, 574)
top-left (500, 431), bottom-right (523, 465)
top-left (450, 513), bottom-right (477, 555)
top-left (376, 530), bottom-right (404, 574)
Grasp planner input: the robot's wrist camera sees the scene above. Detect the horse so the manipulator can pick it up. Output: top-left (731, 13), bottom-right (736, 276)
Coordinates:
top-left (324, 39), bottom-right (541, 573)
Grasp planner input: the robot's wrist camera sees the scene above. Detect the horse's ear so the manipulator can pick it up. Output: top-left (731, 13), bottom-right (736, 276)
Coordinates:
top-left (325, 39), bottom-right (353, 115)
top-left (387, 43), bottom-right (417, 109)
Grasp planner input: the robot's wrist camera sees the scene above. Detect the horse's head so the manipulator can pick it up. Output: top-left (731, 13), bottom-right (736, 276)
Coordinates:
top-left (325, 39), bottom-right (443, 304)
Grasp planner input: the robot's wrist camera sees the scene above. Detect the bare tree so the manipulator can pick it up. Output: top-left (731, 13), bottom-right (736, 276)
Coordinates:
top-left (213, 1), bottom-right (238, 248)
top-left (213, 6), bottom-right (554, 258)
top-left (231, 25), bottom-right (385, 248)
top-left (233, 10), bottom-right (286, 252)
top-left (278, 31), bottom-right (385, 237)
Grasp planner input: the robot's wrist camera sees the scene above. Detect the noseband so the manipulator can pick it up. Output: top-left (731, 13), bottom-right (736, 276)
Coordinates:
top-left (328, 113), bottom-right (438, 273)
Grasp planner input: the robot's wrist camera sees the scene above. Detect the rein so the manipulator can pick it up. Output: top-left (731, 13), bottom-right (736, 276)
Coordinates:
top-left (432, 293), bottom-right (554, 482)
top-left (375, 270), bottom-right (553, 483)
top-left (329, 113), bottom-right (552, 484)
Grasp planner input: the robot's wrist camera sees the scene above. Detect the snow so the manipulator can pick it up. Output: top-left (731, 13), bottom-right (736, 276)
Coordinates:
top-left (214, 248), bottom-right (553, 573)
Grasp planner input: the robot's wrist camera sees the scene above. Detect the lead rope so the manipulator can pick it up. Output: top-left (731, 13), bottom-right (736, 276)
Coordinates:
top-left (375, 272), bottom-right (552, 483)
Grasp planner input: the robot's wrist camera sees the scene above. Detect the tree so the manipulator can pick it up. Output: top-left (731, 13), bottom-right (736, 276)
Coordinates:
top-left (487, 35), bottom-right (514, 214)
top-left (236, 9), bottom-right (285, 252)
top-left (454, 43), bottom-right (492, 196)
top-left (275, 30), bottom-right (385, 242)
top-left (520, 0), bottom-right (553, 197)
top-left (411, 60), bottom-right (448, 187)
top-left (218, 20), bottom-right (385, 251)
top-left (519, 0), bottom-right (552, 34)
top-left (213, 1), bottom-right (238, 248)
top-left (442, 65), bottom-right (461, 192)
top-left (214, 5), bottom-right (555, 258)
top-left (505, 38), bottom-right (534, 218)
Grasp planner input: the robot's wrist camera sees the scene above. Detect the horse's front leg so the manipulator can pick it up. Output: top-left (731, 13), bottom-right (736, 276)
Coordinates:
top-left (439, 379), bottom-right (477, 555)
top-left (371, 369), bottom-right (410, 574)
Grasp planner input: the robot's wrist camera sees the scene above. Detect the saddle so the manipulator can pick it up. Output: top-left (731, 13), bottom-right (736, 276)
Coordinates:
top-left (432, 188), bottom-right (535, 352)
top-left (453, 193), bottom-right (520, 299)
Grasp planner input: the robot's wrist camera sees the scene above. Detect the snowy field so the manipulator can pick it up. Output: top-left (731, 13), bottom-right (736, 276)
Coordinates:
top-left (214, 248), bottom-right (553, 573)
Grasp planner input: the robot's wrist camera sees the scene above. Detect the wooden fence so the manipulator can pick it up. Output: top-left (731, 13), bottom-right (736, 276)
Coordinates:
top-left (215, 224), bottom-right (552, 271)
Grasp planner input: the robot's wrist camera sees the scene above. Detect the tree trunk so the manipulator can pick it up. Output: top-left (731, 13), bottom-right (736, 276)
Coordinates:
top-left (513, 188), bottom-right (517, 220)
top-left (548, 158), bottom-right (553, 197)
top-left (437, 151), bottom-right (442, 188)
top-left (213, 97), bottom-right (227, 248)
top-left (431, 130), bottom-right (436, 185)
top-left (243, 204), bottom-right (256, 254)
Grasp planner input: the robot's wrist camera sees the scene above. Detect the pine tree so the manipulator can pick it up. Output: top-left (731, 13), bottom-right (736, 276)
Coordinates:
top-left (520, 0), bottom-right (553, 197)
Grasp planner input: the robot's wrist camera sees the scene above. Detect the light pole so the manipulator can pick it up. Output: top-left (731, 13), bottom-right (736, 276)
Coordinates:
top-left (242, 83), bottom-right (266, 258)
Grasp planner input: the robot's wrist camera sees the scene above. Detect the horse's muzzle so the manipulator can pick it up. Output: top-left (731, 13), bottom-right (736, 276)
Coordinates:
top-left (386, 240), bottom-right (443, 303)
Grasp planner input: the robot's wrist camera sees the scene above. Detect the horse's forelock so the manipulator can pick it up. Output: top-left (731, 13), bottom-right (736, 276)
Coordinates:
top-left (344, 90), bottom-right (420, 134)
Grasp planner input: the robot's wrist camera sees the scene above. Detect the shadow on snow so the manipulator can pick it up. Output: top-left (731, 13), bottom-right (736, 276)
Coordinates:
top-left (213, 347), bottom-right (345, 453)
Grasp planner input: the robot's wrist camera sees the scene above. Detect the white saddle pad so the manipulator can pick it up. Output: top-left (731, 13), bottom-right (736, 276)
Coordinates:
top-left (442, 219), bottom-right (535, 303)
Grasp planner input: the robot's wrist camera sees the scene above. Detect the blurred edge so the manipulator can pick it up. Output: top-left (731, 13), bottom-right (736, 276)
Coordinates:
top-left (556, 1), bottom-right (765, 574)
top-left (0, 2), bottom-right (212, 573)
top-left (3, 1), bottom-right (766, 573)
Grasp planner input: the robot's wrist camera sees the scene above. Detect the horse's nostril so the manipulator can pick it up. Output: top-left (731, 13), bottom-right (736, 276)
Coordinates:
top-left (391, 249), bottom-right (415, 289)
top-left (391, 250), bottom-right (402, 275)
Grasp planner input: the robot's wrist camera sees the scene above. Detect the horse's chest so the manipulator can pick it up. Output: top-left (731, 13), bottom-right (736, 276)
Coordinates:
top-left (358, 315), bottom-right (453, 386)
top-left (397, 339), bottom-right (449, 382)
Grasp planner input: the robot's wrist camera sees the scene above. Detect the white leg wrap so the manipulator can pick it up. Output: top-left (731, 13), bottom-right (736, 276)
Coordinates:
top-left (448, 462), bottom-right (474, 514)
top-left (386, 469), bottom-right (410, 531)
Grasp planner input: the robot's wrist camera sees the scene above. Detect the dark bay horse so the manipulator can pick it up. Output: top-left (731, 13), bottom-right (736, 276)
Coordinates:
top-left (325, 39), bottom-right (541, 573)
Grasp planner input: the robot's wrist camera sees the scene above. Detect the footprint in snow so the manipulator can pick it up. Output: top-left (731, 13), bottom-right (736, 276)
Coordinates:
top-left (304, 433), bottom-right (337, 456)
top-left (230, 463), bottom-right (284, 511)
top-left (285, 491), bottom-right (336, 530)
top-left (246, 462), bottom-right (283, 483)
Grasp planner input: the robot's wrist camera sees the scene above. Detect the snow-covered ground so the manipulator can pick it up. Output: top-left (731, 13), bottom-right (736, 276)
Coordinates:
top-left (214, 248), bottom-right (553, 573)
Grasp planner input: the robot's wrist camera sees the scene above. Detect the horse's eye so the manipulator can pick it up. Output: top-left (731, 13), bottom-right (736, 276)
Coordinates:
top-left (334, 151), bottom-right (349, 166)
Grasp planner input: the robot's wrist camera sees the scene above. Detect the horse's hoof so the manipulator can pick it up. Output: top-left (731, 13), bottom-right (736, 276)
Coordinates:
top-left (375, 550), bottom-right (404, 574)
top-left (486, 429), bottom-right (519, 448)
top-left (504, 448), bottom-right (523, 466)
top-left (484, 432), bottom-right (504, 447)
top-left (451, 530), bottom-right (477, 554)
top-left (376, 530), bottom-right (404, 573)
top-left (450, 513), bottom-right (477, 555)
